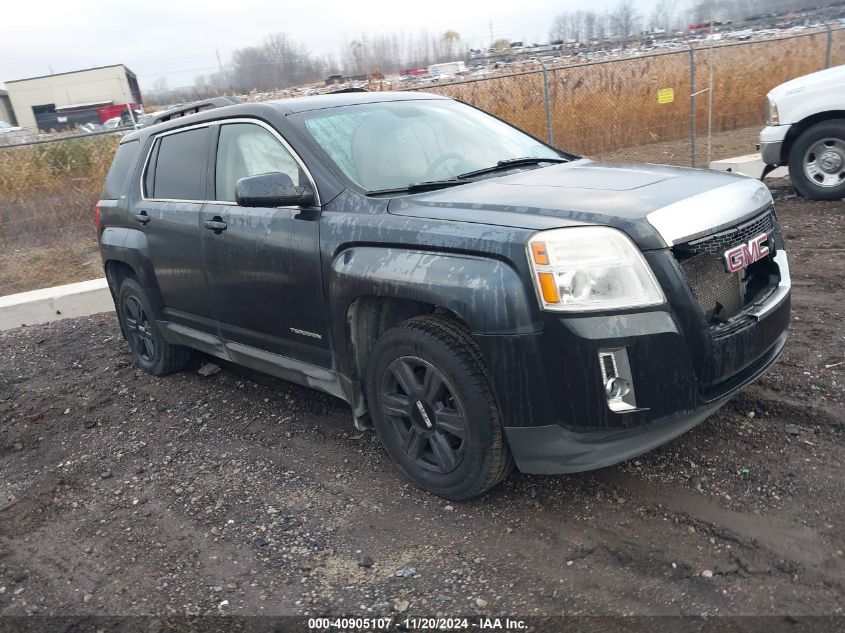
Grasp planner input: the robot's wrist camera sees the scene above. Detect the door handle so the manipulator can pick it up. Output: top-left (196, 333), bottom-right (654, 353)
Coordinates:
top-left (134, 211), bottom-right (150, 225)
top-left (203, 217), bottom-right (227, 234)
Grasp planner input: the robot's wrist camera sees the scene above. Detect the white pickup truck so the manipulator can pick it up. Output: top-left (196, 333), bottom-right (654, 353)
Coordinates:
top-left (760, 64), bottom-right (845, 200)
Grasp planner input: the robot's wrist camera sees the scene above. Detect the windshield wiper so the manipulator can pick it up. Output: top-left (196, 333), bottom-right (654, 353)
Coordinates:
top-left (364, 157), bottom-right (570, 195)
top-left (366, 179), bottom-right (466, 196)
top-left (457, 156), bottom-right (569, 180)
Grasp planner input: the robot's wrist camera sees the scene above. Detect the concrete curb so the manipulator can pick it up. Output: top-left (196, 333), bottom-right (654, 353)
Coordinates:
top-left (0, 278), bottom-right (114, 331)
top-left (709, 153), bottom-right (788, 179)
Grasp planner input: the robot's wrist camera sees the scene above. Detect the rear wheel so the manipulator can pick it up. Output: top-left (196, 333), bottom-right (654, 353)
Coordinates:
top-left (365, 316), bottom-right (512, 500)
top-left (117, 278), bottom-right (191, 375)
top-left (788, 120), bottom-right (845, 201)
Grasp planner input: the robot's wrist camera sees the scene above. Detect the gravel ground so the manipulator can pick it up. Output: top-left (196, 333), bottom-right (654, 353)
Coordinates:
top-left (0, 181), bottom-right (842, 619)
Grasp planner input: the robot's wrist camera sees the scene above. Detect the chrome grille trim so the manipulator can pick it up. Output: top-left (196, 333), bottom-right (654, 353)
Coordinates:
top-left (684, 208), bottom-right (776, 256)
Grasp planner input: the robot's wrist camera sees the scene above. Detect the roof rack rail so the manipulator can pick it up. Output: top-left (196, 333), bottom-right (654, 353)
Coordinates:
top-left (144, 96), bottom-right (241, 127)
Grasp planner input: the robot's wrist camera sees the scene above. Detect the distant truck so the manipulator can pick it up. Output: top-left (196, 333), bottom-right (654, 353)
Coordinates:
top-left (98, 103), bottom-right (141, 125)
top-left (760, 64), bottom-right (845, 200)
top-left (426, 61), bottom-right (467, 77)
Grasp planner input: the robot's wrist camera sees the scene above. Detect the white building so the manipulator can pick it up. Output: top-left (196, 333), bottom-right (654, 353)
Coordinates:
top-left (4, 65), bottom-right (141, 132)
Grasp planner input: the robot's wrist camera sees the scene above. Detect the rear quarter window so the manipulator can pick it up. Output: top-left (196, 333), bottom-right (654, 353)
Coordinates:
top-left (102, 140), bottom-right (140, 199)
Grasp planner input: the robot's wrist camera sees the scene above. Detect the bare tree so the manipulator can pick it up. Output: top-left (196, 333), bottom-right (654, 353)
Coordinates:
top-left (583, 11), bottom-right (598, 42)
top-left (550, 13), bottom-right (569, 43)
top-left (651, 0), bottom-right (679, 31)
top-left (442, 30), bottom-right (461, 59)
top-left (610, 0), bottom-right (641, 45)
top-left (228, 33), bottom-right (324, 92)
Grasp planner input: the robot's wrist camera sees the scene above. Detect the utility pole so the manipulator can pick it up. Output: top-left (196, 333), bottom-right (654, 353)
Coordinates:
top-left (489, 18), bottom-right (494, 45)
top-left (707, 7), bottom-right (714, 167)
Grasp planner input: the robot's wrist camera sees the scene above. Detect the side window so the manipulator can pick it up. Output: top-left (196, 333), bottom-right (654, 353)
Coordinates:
top-left (215, 123), bottom-right (304, 203)
top-left (147, 127), bottom-right (210, 200)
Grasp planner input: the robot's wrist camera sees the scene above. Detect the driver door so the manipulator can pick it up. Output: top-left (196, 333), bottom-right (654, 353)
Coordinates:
top-left (199, 121), bottom-right (331, 368)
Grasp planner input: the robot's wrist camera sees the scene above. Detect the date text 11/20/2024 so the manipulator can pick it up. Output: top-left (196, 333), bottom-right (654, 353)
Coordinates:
top-left (307, 616), bottom-right (528, 630)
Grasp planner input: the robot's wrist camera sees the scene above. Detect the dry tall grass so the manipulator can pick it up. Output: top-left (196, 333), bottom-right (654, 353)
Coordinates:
top-left (0, 135), bottom-right (119, 293)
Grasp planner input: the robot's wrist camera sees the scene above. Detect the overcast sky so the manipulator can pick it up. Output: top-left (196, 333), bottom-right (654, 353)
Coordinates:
top-left (2, 0), bottom-right (662, 90)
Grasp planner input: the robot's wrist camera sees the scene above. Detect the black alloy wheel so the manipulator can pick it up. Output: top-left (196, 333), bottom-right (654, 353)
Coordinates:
top-left (116, 277), bottom-right (191, 376)
top-left (380, 356), bottom-right (467, 474)
top-left (365, 315), bottom-right (513, 500)
top-left (122, 294), bottom-right (156, 363)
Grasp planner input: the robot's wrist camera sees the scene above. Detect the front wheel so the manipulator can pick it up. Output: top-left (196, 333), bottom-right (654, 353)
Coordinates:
top-left (365, 316), bottom-right (512, 500)
top-left (788, 120), bottom-right (845, 201)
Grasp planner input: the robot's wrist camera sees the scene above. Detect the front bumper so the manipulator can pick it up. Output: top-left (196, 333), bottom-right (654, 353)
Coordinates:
top-left (759, 124), bottom-right (791, 165)
top-left (474, 251), bottom-right (791, 475)
top-left (504, 328), bottom-right (787, 473)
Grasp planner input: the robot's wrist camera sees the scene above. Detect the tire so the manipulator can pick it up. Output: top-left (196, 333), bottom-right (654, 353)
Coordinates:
top-left (788, 120), bottom-right (845, 201)
top-left (365, 316), bottom-right (513, 500)
top-left (116, 278), bottom-right (191, 376)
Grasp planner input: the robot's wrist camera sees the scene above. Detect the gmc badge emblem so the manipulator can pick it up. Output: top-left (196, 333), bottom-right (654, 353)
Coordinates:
top-left (724, 233), bottom-right (770, 273)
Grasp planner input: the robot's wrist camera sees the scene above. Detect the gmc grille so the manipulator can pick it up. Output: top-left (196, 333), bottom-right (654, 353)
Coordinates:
top-left (673, 207), bottom-right (780, 324)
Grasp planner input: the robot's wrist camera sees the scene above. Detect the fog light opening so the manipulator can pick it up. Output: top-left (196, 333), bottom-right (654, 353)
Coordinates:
top-left (598, 349), bottom-right (638, 413)
top-left (605, 377), bottom-right (631, 400)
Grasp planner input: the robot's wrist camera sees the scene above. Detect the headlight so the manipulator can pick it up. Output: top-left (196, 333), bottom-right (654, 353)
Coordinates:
top-left (766, 97), bottom-right (780, 126)
top-left (526, 226), bottom-right (666, 312)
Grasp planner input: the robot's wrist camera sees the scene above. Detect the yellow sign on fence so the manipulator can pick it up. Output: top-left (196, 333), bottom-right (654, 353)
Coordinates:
top-left (658, 88), bottom-right (675, 104)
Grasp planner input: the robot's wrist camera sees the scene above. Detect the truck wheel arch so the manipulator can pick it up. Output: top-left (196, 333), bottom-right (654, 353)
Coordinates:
top-left (782, 110), bottom-right (845, 165)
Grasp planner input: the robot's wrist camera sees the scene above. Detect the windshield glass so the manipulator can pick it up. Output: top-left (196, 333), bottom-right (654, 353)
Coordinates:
top-left (0, 122), bottom-right (11, 129)
top-left (296, 99), bottom-right (562, 192)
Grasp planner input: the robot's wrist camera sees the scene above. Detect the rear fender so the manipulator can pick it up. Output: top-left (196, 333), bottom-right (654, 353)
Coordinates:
top-left (100, 227), bottom-right (164, 315)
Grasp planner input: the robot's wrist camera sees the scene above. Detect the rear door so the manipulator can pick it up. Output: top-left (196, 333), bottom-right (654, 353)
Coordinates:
top-left (134, 124), bottom-right (215, 334)
top-left (199, 120), bottom-right (331, 368)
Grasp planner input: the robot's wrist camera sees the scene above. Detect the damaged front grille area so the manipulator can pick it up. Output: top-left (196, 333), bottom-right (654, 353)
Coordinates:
top-left (679, 253), bottom-right (744, 319)
top-left (673, 208), bottom-right (781, 326)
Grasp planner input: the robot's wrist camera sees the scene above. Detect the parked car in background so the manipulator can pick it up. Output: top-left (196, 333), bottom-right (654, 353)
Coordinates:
top-left (0, 121), bottom-right (28, 142)
top-left (760, 64), bottom-right (845, 200)
top-left (426, 61), bottom-right (467, 77)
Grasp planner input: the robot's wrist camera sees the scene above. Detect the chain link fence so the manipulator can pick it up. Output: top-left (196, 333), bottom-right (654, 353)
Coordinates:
top-left (1, 27), bottom-right (843, 296)
top-left (410, 26), bottom-right (845, 168)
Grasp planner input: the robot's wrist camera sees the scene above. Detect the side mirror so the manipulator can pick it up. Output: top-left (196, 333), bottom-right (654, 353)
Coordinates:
top-left (235, 172), bottom-right (315, 208)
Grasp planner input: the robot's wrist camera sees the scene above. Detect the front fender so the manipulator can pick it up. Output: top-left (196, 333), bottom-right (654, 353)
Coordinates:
top-left (329, 247), bottom-right (538, 339)
top-left (782, 100), bottom-right (845, 129)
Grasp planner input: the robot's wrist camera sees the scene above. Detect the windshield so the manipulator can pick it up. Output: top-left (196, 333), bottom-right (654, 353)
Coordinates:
top-left (0, 122), bottom-right (11, 129)
top-left (296, 99), bottom-right (563, 192)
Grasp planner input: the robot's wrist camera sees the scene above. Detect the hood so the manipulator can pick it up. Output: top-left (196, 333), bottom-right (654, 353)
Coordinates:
top-left (768, 64), bottom-right (845, 102)
top-left (767, 64), bottom-right (845, 126)
top-left (387, 159), bottom-right (771, 250)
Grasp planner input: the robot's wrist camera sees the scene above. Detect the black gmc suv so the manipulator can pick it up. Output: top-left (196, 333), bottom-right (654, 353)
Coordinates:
top-left (98, 92), bottom-right (791, 500)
